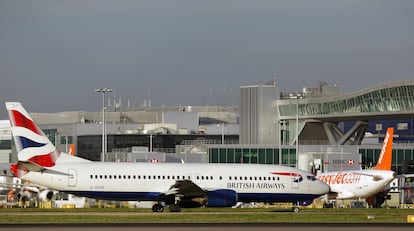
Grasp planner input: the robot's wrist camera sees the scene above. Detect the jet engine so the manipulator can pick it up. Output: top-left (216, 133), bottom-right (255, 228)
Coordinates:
top-left (206, 189), bottom-right (237, 207)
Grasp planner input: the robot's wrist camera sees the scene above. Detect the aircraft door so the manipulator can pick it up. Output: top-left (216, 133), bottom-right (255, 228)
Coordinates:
top-left (68, 169), bottom-right (77, 187)
top-left (291, 172), bottom-right (299, 189)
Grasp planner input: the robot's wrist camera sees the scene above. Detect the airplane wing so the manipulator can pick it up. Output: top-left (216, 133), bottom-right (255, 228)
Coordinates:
top-left (161, 180), bottom-right (207, 198)
top-left (158, 180), bottom-right (237, 209)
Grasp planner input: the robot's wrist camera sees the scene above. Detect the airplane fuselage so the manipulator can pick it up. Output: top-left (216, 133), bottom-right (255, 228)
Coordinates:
top-left (22, 162), bottom-right (329, 205)
top-left (317, 170), bottom-right (395, 199)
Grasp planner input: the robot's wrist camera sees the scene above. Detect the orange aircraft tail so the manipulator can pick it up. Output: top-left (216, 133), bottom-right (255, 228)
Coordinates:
top-left (374, 127), bottom-right (394, 170)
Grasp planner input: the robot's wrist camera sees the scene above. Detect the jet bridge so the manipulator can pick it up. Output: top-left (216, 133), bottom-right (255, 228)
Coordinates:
top-left (277, 80), bottom-right (414, 145)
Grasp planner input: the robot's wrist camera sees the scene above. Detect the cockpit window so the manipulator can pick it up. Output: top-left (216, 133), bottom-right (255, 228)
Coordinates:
top-left (307, 175), bottom-right (317, 181)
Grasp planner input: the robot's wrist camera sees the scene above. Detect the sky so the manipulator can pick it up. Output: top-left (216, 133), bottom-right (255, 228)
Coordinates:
top-left (1, 0), bottom-right (413, 119)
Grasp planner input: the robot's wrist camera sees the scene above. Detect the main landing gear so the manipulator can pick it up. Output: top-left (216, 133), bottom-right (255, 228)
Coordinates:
top-left (152, 203), bottom-right (164, 212)
top-left (151, 203), bottom-right (182, 212)
top-left (152, 195), bottom-right (182, 213)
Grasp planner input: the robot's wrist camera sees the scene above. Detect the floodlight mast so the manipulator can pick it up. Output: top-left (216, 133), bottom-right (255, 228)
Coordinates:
top-left (95, 87), bottom-right (113, 162)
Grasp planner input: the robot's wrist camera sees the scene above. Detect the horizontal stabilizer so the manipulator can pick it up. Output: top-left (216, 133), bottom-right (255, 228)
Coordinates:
top-left (12, 161), bottom-right (70, 176)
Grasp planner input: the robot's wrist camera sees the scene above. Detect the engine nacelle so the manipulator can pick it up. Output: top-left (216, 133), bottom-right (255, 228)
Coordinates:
top-left (206, 189), bottom-right (237, 207)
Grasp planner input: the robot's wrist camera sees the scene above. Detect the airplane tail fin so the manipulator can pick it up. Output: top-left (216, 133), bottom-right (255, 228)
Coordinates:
top-left (6, 102), bottom-right (61, 168)
top-left (374, 127), bottom-right (394, 170)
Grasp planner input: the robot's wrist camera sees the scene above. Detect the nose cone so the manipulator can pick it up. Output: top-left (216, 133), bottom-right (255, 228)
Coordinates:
top-left (316, 180), bottom-right (330, 195)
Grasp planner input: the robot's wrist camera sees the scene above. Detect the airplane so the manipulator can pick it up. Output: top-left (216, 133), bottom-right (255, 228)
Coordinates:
top-left (6, 102), bottom-right (329, 212)
top-left (316, 127), bottom-right (396, 201)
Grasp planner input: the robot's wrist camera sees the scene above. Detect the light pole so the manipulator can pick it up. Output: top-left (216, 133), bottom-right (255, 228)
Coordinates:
top-left (149, 134), bottom-right (153, 152)
top-left (295, 96), bottom-right (299, 166)
top-left (95, 87), bottom-right (113, 162)
top-left (217, 123), bottom-right (225, 145)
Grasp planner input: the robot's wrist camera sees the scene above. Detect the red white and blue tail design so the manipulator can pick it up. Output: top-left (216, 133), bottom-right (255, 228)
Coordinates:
top-left (6, 102), bottom-right (61, 167)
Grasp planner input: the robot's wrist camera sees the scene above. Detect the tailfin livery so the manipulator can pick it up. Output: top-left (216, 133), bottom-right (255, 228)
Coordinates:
top-left (317, 127), bottom-right (396, 201)
top-left (69, 144), bottom-right (75, 156)
top-left (374, 127), bottom-right (393, 170)
top-left (6, 102), bottom-right (60, 167)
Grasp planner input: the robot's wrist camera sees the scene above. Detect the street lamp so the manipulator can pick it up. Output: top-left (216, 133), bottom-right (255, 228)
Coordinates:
top-left (95, 87), bottom-right (113, 162)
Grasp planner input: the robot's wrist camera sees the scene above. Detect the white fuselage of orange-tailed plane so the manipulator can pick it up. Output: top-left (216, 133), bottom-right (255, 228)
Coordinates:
top-left (317, 169), bottom-right (395, 199)
top-left (316, 127), bottom-right (396, 200)
top-left (6, 102), bottom-right (329, 212)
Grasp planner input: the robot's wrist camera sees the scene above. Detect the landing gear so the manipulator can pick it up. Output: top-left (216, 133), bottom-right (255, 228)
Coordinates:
top-left (152, 195), bottom-right (183, 213)
top-left (169, 203), bottom-right (181, 212)
top-left (151, 201), bottom-right (181, 212)
top-left (293, 207), bottom-right (300, 213)
top-left (169, 195), bottom-right (182, 212)
top-left (152, 203), bottom-right (164, 212)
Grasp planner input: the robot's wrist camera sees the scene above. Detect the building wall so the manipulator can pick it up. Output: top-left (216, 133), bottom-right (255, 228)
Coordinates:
top-left (240, 84), bottom-right (278, 144)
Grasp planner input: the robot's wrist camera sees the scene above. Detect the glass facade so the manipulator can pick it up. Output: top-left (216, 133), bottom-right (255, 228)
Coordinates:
top-left (279, 84), bottom-right (414, 118)
top-left (208, 146), bottom-right (414, 175)
top-left (209, 146), bottom-right (296, 166)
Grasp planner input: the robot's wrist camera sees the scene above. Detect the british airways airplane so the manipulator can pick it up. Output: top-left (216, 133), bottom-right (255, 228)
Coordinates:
top-left (317, 127), bottom-right (396, 200)
top-left (6, 102), bottom-right (329, 212)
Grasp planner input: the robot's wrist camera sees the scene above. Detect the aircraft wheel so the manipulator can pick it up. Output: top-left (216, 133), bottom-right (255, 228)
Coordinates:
top-left (293, 207), bottom-right (300, 213)
top-left (152, 203), bottom-right (164, 212)
top-left (169, 203), bottom-right (181, 212)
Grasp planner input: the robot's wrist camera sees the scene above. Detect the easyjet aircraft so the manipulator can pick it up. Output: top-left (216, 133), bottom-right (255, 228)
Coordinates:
top-left (317, 127), bottom-right (396, 200)
top-left (6, 102), bottom-right (329, 212)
